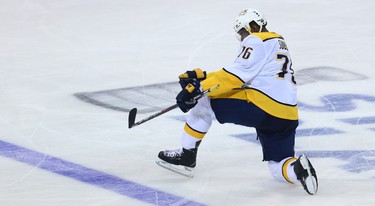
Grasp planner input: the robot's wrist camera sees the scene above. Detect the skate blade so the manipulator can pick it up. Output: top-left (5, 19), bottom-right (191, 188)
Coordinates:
top-left (155, 159), bottom-right (194, 178)
top-left (299, 155), bottom-right (318, 195)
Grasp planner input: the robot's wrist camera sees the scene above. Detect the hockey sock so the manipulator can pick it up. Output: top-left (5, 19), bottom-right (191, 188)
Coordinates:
top-left (268, 157), bottom-right (298, 184)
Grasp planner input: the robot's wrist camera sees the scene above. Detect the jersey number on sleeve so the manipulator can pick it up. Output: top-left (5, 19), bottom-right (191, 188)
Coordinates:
top-left (276, 53), bottom-right (297, 85)
top-left (238, 46), bottom-right (253, 59)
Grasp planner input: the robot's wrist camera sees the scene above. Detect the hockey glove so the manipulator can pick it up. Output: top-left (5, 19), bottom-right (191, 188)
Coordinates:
top-left (176, 79), bottom-right (202, 113)
top-left (179, 68), bottom-right (206, 89)
top-left (179, 68), bottom-right (207, 81)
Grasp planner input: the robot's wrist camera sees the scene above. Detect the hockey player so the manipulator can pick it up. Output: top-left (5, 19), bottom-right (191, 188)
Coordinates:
top-left (157, 8), bottom-right (318, 195)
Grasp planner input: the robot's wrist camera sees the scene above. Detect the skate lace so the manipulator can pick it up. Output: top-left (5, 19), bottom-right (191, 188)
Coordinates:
top-left (164, 149), bottom-right (183, 157)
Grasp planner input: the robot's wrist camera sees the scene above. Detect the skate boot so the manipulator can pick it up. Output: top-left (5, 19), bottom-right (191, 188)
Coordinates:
top-left (156, 148), bottom-right (197, 177)
top-left (293, 154), bottom-right (318, 195)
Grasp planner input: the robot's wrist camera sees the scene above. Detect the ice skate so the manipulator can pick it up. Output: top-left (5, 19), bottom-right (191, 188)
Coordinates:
top-left (156, 148), bottom-right (197, 178)
top-left (293, 154), bottom-right (318, 195)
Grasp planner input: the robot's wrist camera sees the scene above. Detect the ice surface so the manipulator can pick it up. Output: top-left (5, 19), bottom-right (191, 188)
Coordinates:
top-left (0, 0), bottom-right (375, 205)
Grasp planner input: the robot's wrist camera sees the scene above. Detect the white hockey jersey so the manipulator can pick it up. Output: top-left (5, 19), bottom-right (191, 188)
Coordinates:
top-left (201, 32), bottom-right (298, 120)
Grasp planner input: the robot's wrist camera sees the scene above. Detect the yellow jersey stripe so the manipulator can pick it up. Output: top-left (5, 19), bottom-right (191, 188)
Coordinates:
top-left (184, 123), bottom-right (206, 139)
top-left (246, 88), bottom-right (298, 120)
top-left (201, 86), bottom-right (298, 120)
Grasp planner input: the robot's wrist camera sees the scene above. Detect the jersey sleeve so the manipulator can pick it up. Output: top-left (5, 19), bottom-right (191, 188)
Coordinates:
top-left (225, 36), bottom-right (267, 83)
top-left (201, 36), bottom-right (267, 97)
top-left (201, 68), bottom-right (244, 97)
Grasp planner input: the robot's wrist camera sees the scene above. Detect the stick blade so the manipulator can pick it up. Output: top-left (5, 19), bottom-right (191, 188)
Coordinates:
top-left (128, 108), bottom-right (137, 128)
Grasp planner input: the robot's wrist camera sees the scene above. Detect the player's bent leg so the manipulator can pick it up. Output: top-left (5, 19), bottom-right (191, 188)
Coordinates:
top-left (157, 96), bottom-right (214, 177)
top-left (182, 95), bottom-right (214, 149)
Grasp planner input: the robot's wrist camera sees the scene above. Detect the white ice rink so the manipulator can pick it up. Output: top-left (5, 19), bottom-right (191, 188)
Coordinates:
top-left (1, 0), bottom-right (375, 205)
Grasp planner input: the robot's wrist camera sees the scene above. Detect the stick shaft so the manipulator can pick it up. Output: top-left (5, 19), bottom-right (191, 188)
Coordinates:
top-left (128, 84), bottom-right (219, 128)
top-left (130, 104), bottom-right (178, 128)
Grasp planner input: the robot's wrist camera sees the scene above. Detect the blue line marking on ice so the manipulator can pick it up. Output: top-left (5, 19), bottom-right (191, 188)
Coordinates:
top-left (298, 94), bottom-right (375, 112)
top-left (296, 127), bottom-right (343, 136)
top-left (231, 127), bottom-right (343, 145)
top-left (298, 150), bottom-right (375, 173)
top-left (0, 140), bottom-right (205, 206)
top-left (339, 116), bottom-right (375, 125)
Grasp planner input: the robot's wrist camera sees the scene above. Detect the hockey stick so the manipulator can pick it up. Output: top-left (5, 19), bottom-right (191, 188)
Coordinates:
top-left (128, 84), bottom-right (219, 129)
